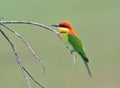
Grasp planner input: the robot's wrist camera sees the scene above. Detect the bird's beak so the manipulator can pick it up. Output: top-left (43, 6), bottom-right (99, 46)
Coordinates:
top-left (51, 24), bottom-right (60, 27)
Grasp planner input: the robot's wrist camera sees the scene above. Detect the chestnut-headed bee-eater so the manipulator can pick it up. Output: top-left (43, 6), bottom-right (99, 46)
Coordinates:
top-left (51, 21), bottom-right (92, 76)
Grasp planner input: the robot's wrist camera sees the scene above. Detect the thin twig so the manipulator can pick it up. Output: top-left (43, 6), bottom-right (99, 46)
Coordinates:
top-left (1, 23), bottom-right (46, 73)
top-left (71, 51), bottom-right (77, 64)
top-left (0, 21), bottom-right (62, 88)
top-left (22, 66), bottom-right (45, 88)
top-left (0, 28), bottom-right (45, 88)
top-left (0, 21), bottom-right (61, 39)
top-left (0, 21), bottom-right (76, 88)
top-left (0, 28), bottom-right (31, 88)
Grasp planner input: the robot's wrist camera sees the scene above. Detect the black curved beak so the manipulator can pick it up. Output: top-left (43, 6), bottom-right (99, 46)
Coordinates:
top-left (51, 24), bottom-right (59, 27)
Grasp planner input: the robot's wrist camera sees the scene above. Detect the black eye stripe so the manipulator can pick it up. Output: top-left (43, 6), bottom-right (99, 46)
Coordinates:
top-left (60, 25), bottom-right (68, 28)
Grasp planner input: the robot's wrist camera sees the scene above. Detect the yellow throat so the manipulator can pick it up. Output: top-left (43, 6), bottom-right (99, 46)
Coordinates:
top-left (58, 27), bottom-right (70, 33)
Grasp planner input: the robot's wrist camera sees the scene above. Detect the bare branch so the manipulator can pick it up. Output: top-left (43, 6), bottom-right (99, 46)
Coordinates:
top-left (0, 28), bottom-right (31, 88)
top-left (1, 23), bottom-right (46, 73)
top-left (0, 28), bottom-right (45, 88)
top-left (22, 66), bottom-right (45, 88)
top-left (0, 20), bottom-right (66, 88)
top-left (71, 51), bottom-right (77, 64)
top-left (0, 21), bottom-right (61, 39)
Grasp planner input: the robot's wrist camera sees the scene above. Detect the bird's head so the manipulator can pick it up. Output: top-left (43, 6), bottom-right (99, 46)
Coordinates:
top-left (51, 21), bottom-right (79, 38)
top-left (51, 21), bottom-right (73, 33)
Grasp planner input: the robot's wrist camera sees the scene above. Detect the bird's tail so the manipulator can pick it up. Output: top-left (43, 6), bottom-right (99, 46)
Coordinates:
top-left (83, 57), bottom-right (92, 77)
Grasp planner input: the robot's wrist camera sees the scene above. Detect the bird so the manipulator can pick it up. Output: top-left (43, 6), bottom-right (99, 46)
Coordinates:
top-left (51, 21), bottom-right (92, 77)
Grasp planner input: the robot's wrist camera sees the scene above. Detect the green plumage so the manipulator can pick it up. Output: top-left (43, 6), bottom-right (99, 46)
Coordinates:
top-left (68, 34), bottom-right (87, 60)
top-left (61, 33), bottom-right (92, 76)
top-left (62, 33), bottom-right (88, 61)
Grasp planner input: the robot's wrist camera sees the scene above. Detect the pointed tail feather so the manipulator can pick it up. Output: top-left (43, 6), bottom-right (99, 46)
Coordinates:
top-left (83, 58), bottom-right (92, 77)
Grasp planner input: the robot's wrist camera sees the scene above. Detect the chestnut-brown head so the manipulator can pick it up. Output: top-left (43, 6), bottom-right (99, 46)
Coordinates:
top-left (52, 21), bottom-right (79, 37)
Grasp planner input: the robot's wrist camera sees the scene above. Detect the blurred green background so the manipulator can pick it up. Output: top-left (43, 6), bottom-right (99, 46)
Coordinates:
top-left (0, 0), bottom-right (120, 88)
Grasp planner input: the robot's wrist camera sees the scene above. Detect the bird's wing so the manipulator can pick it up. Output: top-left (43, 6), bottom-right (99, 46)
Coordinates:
top-left (68, 34), bottom-right (89, 62)
top-left (68, 34), bottom-right (92, 76)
